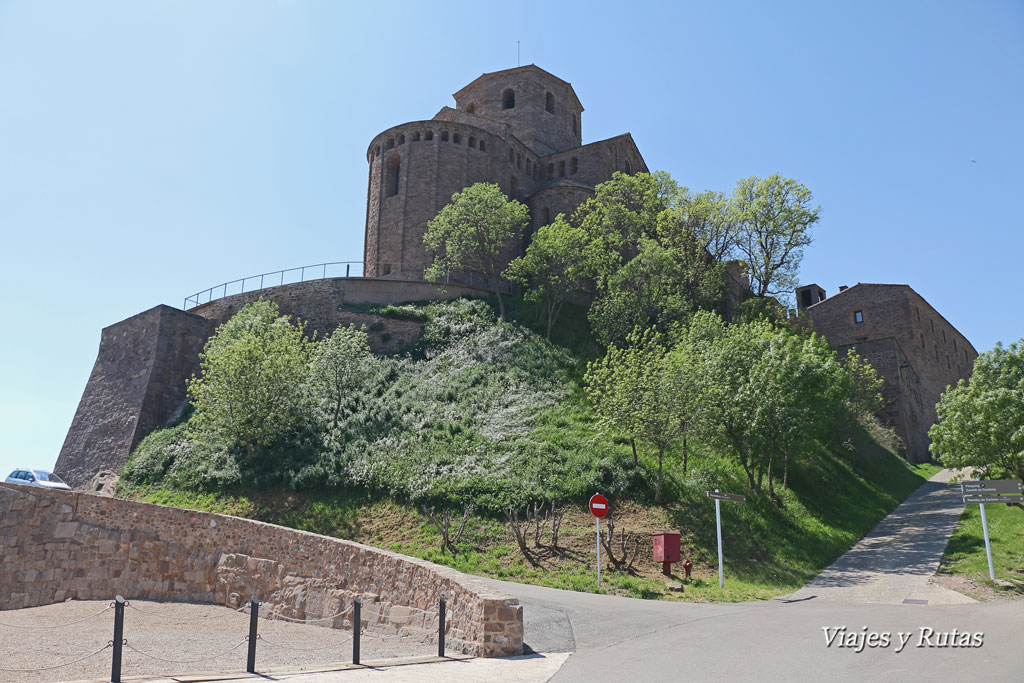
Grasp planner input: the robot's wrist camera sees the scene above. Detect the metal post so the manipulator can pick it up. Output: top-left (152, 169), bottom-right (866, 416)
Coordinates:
top-left (979, 503), bottom-right (996, 582)
top-left (246, 598), bottom-right (259, 673)
top-left (111, 595), bottom-right (125, 683)
top-left (352, 597), bottom-right (361, 665)
top-left (596, 517), bottom-right (601, 586)
top-left (346, 263), bottom-right (350, 277)
top-left (715, 491), bottom-right (724, 589)
top-left (438, 597), bottom-right (446, 657)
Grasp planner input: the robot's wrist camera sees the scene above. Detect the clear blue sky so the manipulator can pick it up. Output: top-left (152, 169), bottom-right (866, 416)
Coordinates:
top-left (1, 0), bottom-right (1022, 477)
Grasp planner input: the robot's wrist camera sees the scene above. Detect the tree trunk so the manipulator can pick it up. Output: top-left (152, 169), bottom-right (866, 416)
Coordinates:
top-left (783, 447), bottom-right (790, 490)
top-left (630, 438), bottom-right (639, 468)
top-left (682, 431), bottom-right (688, 477)
top-left (655, 445), bottom-right (664, 504)
top-left (767, 456), bottom-right (776, 499)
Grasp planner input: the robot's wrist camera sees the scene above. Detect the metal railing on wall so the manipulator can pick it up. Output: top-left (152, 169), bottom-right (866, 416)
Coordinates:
top-left (183, 261), bottom-right (366, 310)
top-left (183, 261), bottom-right (512, 310)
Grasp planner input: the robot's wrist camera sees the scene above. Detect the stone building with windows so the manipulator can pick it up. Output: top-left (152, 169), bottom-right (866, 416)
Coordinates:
top-left (363, 65), bottom-right (648, 285)
top-left (797, 282), bottom-right (978, 462)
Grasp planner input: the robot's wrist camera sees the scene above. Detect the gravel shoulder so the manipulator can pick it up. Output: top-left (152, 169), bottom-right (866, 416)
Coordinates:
top-left (0, 599), bottom-right (430, 683)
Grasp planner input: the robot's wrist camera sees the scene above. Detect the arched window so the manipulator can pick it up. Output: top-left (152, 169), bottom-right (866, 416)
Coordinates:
top-left (441, 130), bottom-right (449, 142)
top-left (425, 130), bottom-right (433, 141)
top-left (453, 133), bottom-right (462, 144)
top-left (398, 134), bottom-right (405, 145)
top-left (479, 139), bottom-right (486, 151)
top-left (542, 207), bottom-right (551, 225)
top-left (547, 163), bottom-right (554, 180)
top-left (625, 160), bottom-right (632, 173)
top-left (385, 155), bottom-right (400, 197)
top-left (386, 137), bottom-right (394, 150)
top-left (412, 131), bottom-right (421, 142)
top-left (545, 92), bottom-right (555, 114)
top-left (571, 157), bottom-right (578, 174)
top-left (466, 102), bottom-right (476, 114)
top-left (558, 160), bottom-right (566, 177)
top-left (469, 136), bottom-right (476, 148)
top-left (509, 148), bottom-right (516, 163)
top-left (502, 88), bottom-right (515, 109)
top-left (516, 153), bottom-right (522, 169)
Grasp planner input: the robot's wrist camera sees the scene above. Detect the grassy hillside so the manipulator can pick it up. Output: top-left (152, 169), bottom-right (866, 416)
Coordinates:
top-left (119, 296), bottom-right (938, 601)
top-left (938, 503), bottom-right (1024, 599)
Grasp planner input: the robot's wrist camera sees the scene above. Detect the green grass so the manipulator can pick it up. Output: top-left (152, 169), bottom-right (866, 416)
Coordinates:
top-left (940, 502), bottom-right (1024, 597)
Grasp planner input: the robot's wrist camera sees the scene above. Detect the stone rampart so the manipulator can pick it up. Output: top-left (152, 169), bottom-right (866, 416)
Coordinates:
top-left (0, 483), bottom-right (523, 657)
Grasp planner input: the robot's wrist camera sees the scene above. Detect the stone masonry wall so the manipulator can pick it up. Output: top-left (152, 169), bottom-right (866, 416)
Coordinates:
top-left (55, 305), bottom-right (214, 488)
top-left (0, 483), bottom-right (523, 657)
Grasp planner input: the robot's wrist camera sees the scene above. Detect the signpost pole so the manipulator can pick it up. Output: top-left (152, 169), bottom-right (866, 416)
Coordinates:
top-left (715, 490), bottom-right (724, 589)
top-left (596, 517), bottom-right (601, 586)
top-left (979, 502), bottom-right (996, 582)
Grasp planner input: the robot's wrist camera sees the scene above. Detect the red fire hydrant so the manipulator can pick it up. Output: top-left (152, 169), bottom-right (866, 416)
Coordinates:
top-left (652, 531), bottom-right (682, 576)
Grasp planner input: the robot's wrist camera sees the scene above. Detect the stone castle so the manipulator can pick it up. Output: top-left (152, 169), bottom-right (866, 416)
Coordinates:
top-left (364, 65), bottom-right (647, 285)
top-left (797, 283), bottom-right (978, 462)
top-left (52, 65), bottom-right (977, 489)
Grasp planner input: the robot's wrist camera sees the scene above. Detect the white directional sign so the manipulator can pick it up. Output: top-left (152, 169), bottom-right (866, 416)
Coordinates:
top-left (707, 490), bottom-right (746, 588)
top-left (960, 480), bottom-right (1022, 495)
top-left (954, 479), bottom-right (1022, 582)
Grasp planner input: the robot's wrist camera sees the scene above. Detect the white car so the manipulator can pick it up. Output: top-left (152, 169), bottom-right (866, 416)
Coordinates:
top-left (5, 468), bottom-right (72, 491)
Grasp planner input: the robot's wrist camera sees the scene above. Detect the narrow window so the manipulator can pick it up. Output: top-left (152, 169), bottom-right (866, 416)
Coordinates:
top-left (547, 163), bottom-right (554, 180)
top-left (943, 329), bottom-right (947, 343)
top-left (510, 148), bottom-right (515, 164)
top-left (572, 114), bottom-right (577, 134)
top-left (559, 160), bottom-right (566, 177)
top-left (571, 157), bottom-right (578, 174)
top-left (854, 310), bottom-right (864, 324)
top-left (511, 175), bottom-right (518, 197)
top-left (382, 263), bottom-right (392, 275)
top-left (478, 139), bottom-right (485, 151)
top-left (453, 133), bottom-right (461, 144)
top-left (375, 145), bottom-right (381, 156)
top-left (526, 159), bottom-right (531, 174)
top-left (441, 130), bottom-right (449, 142)
top-left (502, 88), bottom-right (515, 109)
top-left (425, 130), bottom-right (433, 141)
top-left (545, 91), bottom-right (555, 113)
top-left (935, 346), bottom-right (939, 361)
top-left (412, 131), bottom-right (421, 142)
top-left (517, 153), bottom-right (522, 169)
top-left (542, 207), bottom-right (551, 225)
top-left (625, 160), bottom-right (632, 173)
top-left (386, 137), bottom-right (395, 150)
top-left (469, 136), bottom-right (476, 148)
top-left (385, 155), bottom-right (401, 197)
top-left (466, 102), bottom-right (475, 114)
top-left (398, 134), bottom-right (405, 145)
top-left (954, 338), bottom-right (958, 352)
top-left (921, 334), bottom-right (925, 348)
top-left (534, 165), bottom-right (539, 180)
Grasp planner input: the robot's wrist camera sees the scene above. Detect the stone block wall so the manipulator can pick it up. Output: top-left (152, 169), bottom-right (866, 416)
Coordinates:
top-left (0, 483), bottom-right (523, 657)
top-left (54, 305), bottom-right (214, 488)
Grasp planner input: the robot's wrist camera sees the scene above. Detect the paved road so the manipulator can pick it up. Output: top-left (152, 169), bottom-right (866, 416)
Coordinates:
top-left (786, 469), bottom-right (975, 604)
top-left (485, 469), bottom-right (1024, 681)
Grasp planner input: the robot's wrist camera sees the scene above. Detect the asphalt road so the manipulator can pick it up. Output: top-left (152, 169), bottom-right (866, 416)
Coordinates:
top-left (485, 470), bottom-right (1023, 682)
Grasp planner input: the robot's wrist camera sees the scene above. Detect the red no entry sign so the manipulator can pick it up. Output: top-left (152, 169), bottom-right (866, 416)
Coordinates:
top-left (589, 493), bottom-right (609, 518)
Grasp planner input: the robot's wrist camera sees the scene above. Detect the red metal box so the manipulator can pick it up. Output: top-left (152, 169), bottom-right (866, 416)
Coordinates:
top-left (652, 531), bottom-right (681, 563)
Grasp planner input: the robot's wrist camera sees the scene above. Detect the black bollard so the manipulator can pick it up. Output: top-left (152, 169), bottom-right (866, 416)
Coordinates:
top-left (111, 595), bottom-right (125, 683)
top-left (438, 597), bottom-right (446, 657)
top-left (352, 597), bottom-right (361, 665)
top-left (246, 598), bottom-right (259, 673)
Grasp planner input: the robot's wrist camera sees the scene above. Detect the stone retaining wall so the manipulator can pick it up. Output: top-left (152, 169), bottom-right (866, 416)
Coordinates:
top-left (0, 484), bottom-right (523, 657)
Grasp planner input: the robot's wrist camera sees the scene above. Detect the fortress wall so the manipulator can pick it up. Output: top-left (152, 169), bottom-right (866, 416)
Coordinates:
top-left (0, 484), bottom-right (523, 657)
top-left (54, 305), bottom-right (214, 488)
top-left (59, 278), bottom-right (494, 488)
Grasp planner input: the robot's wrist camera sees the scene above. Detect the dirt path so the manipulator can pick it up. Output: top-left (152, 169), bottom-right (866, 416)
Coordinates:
top-left (784, 469), bottom-right (975, 605)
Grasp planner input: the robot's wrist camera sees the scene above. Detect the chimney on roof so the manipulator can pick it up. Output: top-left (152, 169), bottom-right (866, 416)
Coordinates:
top-left (839, 285), bottom-right (848, 292)
top-left (795, 284), bottom-right (827, 312)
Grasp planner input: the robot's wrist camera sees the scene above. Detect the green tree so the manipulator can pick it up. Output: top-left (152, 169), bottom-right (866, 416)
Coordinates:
top-left (732, 174), bottom-right (821, 298)
top-left (504, 215), bottom-right (590, 339)
top-left (424, 182), bottom-right (530, 320)
top-left (187, 300), bottom-right (310, 460)
top-left (585, 326), bottom-right (683, 503)
top-left (930, 339), bottom-right (1024, 486)
top-left (309, 324), bottom-right (379, 431)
